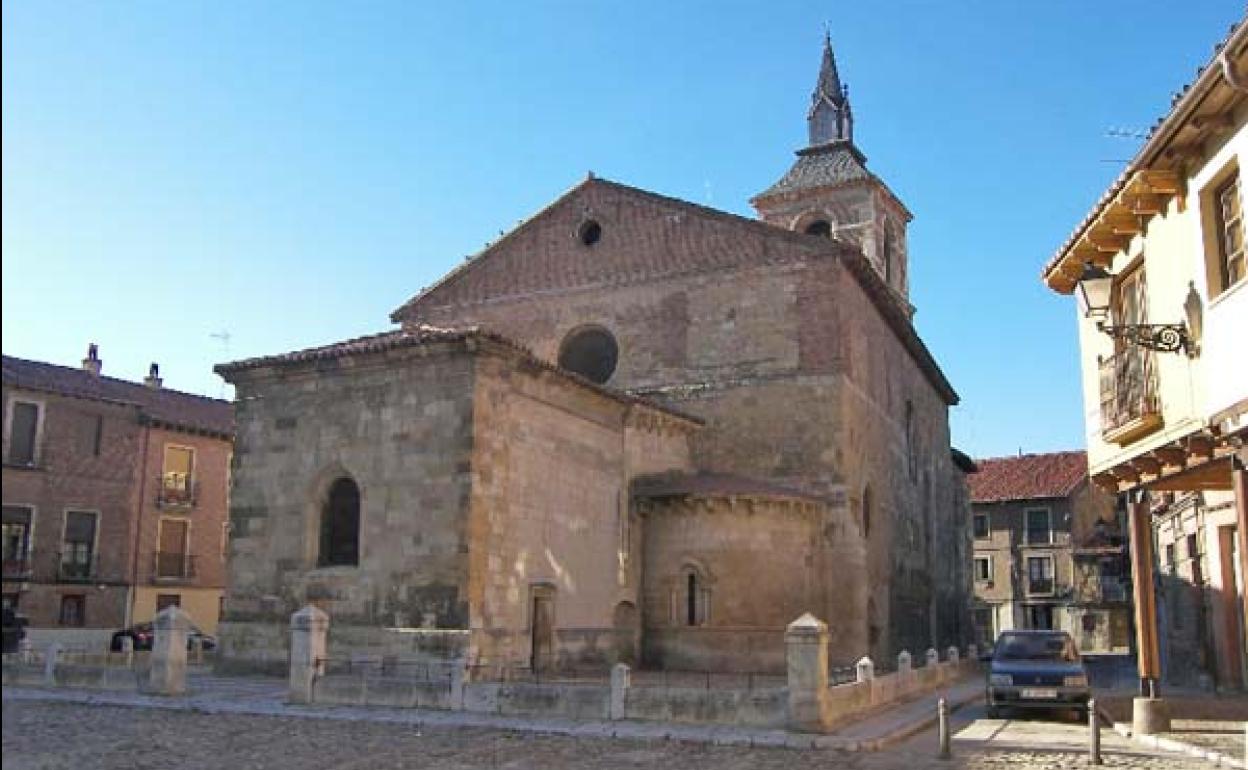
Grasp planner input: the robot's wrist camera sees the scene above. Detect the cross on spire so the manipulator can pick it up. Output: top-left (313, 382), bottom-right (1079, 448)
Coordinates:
top-left (807, 33), bottom-right (853, 146)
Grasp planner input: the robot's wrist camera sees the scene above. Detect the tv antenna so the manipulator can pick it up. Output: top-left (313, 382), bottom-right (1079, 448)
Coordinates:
top-left (1105, 126), bottom-right (1149, 140)
top-left (210, 330), bottom-right (232, 398)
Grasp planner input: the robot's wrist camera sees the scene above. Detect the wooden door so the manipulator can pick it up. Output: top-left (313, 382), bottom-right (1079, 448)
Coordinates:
top-left (158, 519), bottom-right (188, 578)
top-left (530, 589), bottom-right (555, 673)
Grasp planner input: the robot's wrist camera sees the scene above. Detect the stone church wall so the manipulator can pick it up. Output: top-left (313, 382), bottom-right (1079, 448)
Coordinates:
top-left (466, 348), bottom-right (693, 669)
top-left (219, 345), bottom-right (478, 665)
top-left (831, 261), bottom-right (970, 660)
top-left (639, 496), bottom-right (823, 673)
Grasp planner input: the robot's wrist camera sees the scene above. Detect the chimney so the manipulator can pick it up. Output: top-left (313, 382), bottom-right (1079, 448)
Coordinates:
top-left (82, 343), bottom-right (102, 376)
top-left (144, 363), bottom-right (163, 390)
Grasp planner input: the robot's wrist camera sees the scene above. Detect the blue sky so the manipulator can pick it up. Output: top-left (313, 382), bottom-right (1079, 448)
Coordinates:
top-left (2, 1), bottom-right (1240, 459)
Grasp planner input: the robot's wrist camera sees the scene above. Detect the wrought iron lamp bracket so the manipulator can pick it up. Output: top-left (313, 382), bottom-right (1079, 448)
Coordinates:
top-left (1096, 322), bottom-right (1193, 356)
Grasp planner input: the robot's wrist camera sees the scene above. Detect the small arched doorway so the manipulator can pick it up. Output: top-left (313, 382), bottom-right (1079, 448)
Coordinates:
top-left (612, 601), bottom-right (639, 665)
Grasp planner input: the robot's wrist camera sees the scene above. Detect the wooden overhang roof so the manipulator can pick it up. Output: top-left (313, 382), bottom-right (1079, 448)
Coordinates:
top-left (1043, 18), bottom-right (1248, 293)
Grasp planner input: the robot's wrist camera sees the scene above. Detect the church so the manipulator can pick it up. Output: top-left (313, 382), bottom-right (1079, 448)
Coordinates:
top-left (216, 37), bottom-right (975, 674)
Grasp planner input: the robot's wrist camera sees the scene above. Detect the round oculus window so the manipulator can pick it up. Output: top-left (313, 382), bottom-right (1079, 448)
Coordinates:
top-left (558, 327), bottom-right (618, 384)
top-left (578, 220), bottom-right (603, 246)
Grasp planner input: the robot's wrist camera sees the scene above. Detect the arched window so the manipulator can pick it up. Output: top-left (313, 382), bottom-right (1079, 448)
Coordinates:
top-left (558, 326), bottom-right (619, 384)
top-left (677, 564), bottom-right (710, 626)
top-left (687, 573), bottom-right (698, 626)
top-left (862, 485), bottom-right (873, 538)
top-left (805, 219), bottom-right (832, 237)
top-left (319, 477), bottom-right (360, 567)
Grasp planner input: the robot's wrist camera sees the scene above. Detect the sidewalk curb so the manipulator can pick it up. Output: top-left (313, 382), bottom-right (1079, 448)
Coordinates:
top-left (1097, 703), bottom-right (1247, 769)
top-left (3, 682), bottom-right (982, 753)
top-left (856, 688), bottom-right (982, 751)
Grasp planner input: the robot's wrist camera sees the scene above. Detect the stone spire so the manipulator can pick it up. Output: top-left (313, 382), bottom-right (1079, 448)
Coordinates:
top-left (808, 33), bottom-right (853, 146)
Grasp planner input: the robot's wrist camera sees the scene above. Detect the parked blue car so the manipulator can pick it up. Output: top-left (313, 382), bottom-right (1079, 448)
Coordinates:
top-left (985, 630), bottom-right (1090, 719)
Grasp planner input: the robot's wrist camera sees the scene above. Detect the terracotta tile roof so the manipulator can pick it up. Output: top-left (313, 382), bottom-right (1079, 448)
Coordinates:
top-left (2, 355), bottom-right (233, 437)
top-left (632, 471), bottom-right (824, 504)
top-left (388, 175), bottom-right (956, 405)
top-left (214, 325), bottom-right (704, 426)
top-left (968, 451), bottom-right (1089, 504)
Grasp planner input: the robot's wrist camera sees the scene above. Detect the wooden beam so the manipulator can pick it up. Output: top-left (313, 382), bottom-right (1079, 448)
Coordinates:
top-left (1152, 446), bottom-right (1187, 467)
top-left (1104, 210), bottom-right (1144, 235)
top-left (1092, 474), bottom-right (1122, 494)
top-left (1188, 434), bottom-right (1216, 457)
top-left (1191, 112), bottom-right (1236, 132)
top-left (1111, 465), bottom-right (1141, 484)
top-left (1124, 193), bottom-right (1166, 216)
top-left (1088, 232), bottom-right (1131, 253)
top-left (1133, 456), bottom-right (1162, 476)
top-left (1138, 169), bottom-right (1181, 194)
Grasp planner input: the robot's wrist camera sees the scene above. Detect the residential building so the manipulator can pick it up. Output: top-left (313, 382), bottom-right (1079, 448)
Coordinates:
top-left (216, 36), bottom-right (974, 675)
top-left (2, 347), bottom-right (232, 646)
top-left (1041, 19), bottom-right (1248, 715)
top-left (968, 451), bottom-right (1130, 655)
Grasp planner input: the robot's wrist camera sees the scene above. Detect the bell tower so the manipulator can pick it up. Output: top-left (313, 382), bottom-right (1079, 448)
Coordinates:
top-left (752, 33), bottom-right (913, 309)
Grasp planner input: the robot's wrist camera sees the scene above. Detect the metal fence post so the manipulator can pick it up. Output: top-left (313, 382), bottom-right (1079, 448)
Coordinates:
top-left (938, 697), bottom-right (951, 760)
top-left (1088, 698), bottom-right (1102, 765)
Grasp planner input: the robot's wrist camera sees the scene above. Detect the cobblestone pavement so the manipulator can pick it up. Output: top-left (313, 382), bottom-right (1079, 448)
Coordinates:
top-left (1, 700), bottom-right (1215, 770)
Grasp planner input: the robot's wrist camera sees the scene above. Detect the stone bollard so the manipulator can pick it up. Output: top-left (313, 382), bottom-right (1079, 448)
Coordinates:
top-left (119, 635), bottom-right (134, 668)
top-left (610, 663), bottom-right (631, 720)
top-left (925, 648), bottom-right (940, 668)
top-left (785, 613), bottom-right (830, 732)
top-left (897, 650), bottom-right (913, 695)
top-left (1088, 698), bottom-right (1102, 765)
top-left (938, 697), bottom-right (951, 759)
top-left (966, 644), bottom-right (978, 663)
top-left (946, 646), bottom-right (959, 665)
top-left (450, 660), bottom-right (467, 711)
top-left (19, 637), bottom-right (33, 664)
top-left (43, 642), bottom-right (62, 686)
top-left (1132, 697), bottom-right (1171, 735)
top-left (855, 655), bottom-right (875, 683)
top-left (149, 605), bottom-right (192, 695)
top-left (289, 604), bottom-right (329, 704)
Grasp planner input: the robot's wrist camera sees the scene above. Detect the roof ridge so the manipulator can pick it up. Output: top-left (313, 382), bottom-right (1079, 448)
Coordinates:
top-left (2, 354), bottom-right (230, 406)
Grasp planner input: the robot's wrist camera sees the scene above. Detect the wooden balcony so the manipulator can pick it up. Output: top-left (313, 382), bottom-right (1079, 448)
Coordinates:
top-left (1099, 347), bottom-right (1163, 444)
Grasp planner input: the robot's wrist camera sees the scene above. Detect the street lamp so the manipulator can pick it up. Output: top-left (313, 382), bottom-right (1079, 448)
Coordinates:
top-left (1075, 263), bottom-right (1193, 356)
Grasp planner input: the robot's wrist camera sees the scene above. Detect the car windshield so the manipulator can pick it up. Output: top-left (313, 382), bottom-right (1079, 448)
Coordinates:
top-left (994, 633), bottom-right (1079, 662)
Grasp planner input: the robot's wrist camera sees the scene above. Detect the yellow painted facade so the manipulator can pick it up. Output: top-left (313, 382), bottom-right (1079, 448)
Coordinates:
top-left (132, 587), bottom-right (223, 634)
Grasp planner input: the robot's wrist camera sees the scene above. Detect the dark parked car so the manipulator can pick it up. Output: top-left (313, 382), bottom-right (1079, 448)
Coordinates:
top-left (110, 622), bottom-right (216, 653)
top-left (985, 630), bottom-right (1090, 719)
top-left (1, 606), bottom-right (28, 653)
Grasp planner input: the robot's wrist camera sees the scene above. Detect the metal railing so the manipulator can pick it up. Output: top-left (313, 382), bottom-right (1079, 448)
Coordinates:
top-left (1099, 577), bottom-right (1129, 603)
top-left (152, 552), bottom-right (197, 581)
top-left (57, 552), bottom-right (96, 582)
top-left (1, 555), bottom-right (32, 579)
top-left (156, 475), bottom-right (199, 509)
top-left (1027, 577), bottom-right (1055, 596)
top-left (1099, 347), bottom-right (1159, 437)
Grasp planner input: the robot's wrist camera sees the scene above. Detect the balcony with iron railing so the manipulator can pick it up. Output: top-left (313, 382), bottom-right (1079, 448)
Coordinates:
top-left (58, 551), bottom-right (97, 582)
top-left (1, 553), bottom-right (33, 580)
top-left (1099, 577), bottom-right (1129, 603)
top-left (1026, 576), bottom-right (1054, 596)
top-left (1099, 347), bottom-right (1162, 444)
top-left (152, 551), bottom-right (197, 582)
top-left (156, 473), bottom-right (199, 510)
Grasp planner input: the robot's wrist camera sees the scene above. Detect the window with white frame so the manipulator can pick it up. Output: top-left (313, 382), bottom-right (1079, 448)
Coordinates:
top-left (2, 506), bottom-right (34, 571)
top-left (6, 400), bottom-right (42, 466)
top-left (1025, 508), bottom-right (1052, 545)
top-left (1027, 555), bottom-right (1055, 595)
top-left (974, 556), bottom-right (992, 583)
